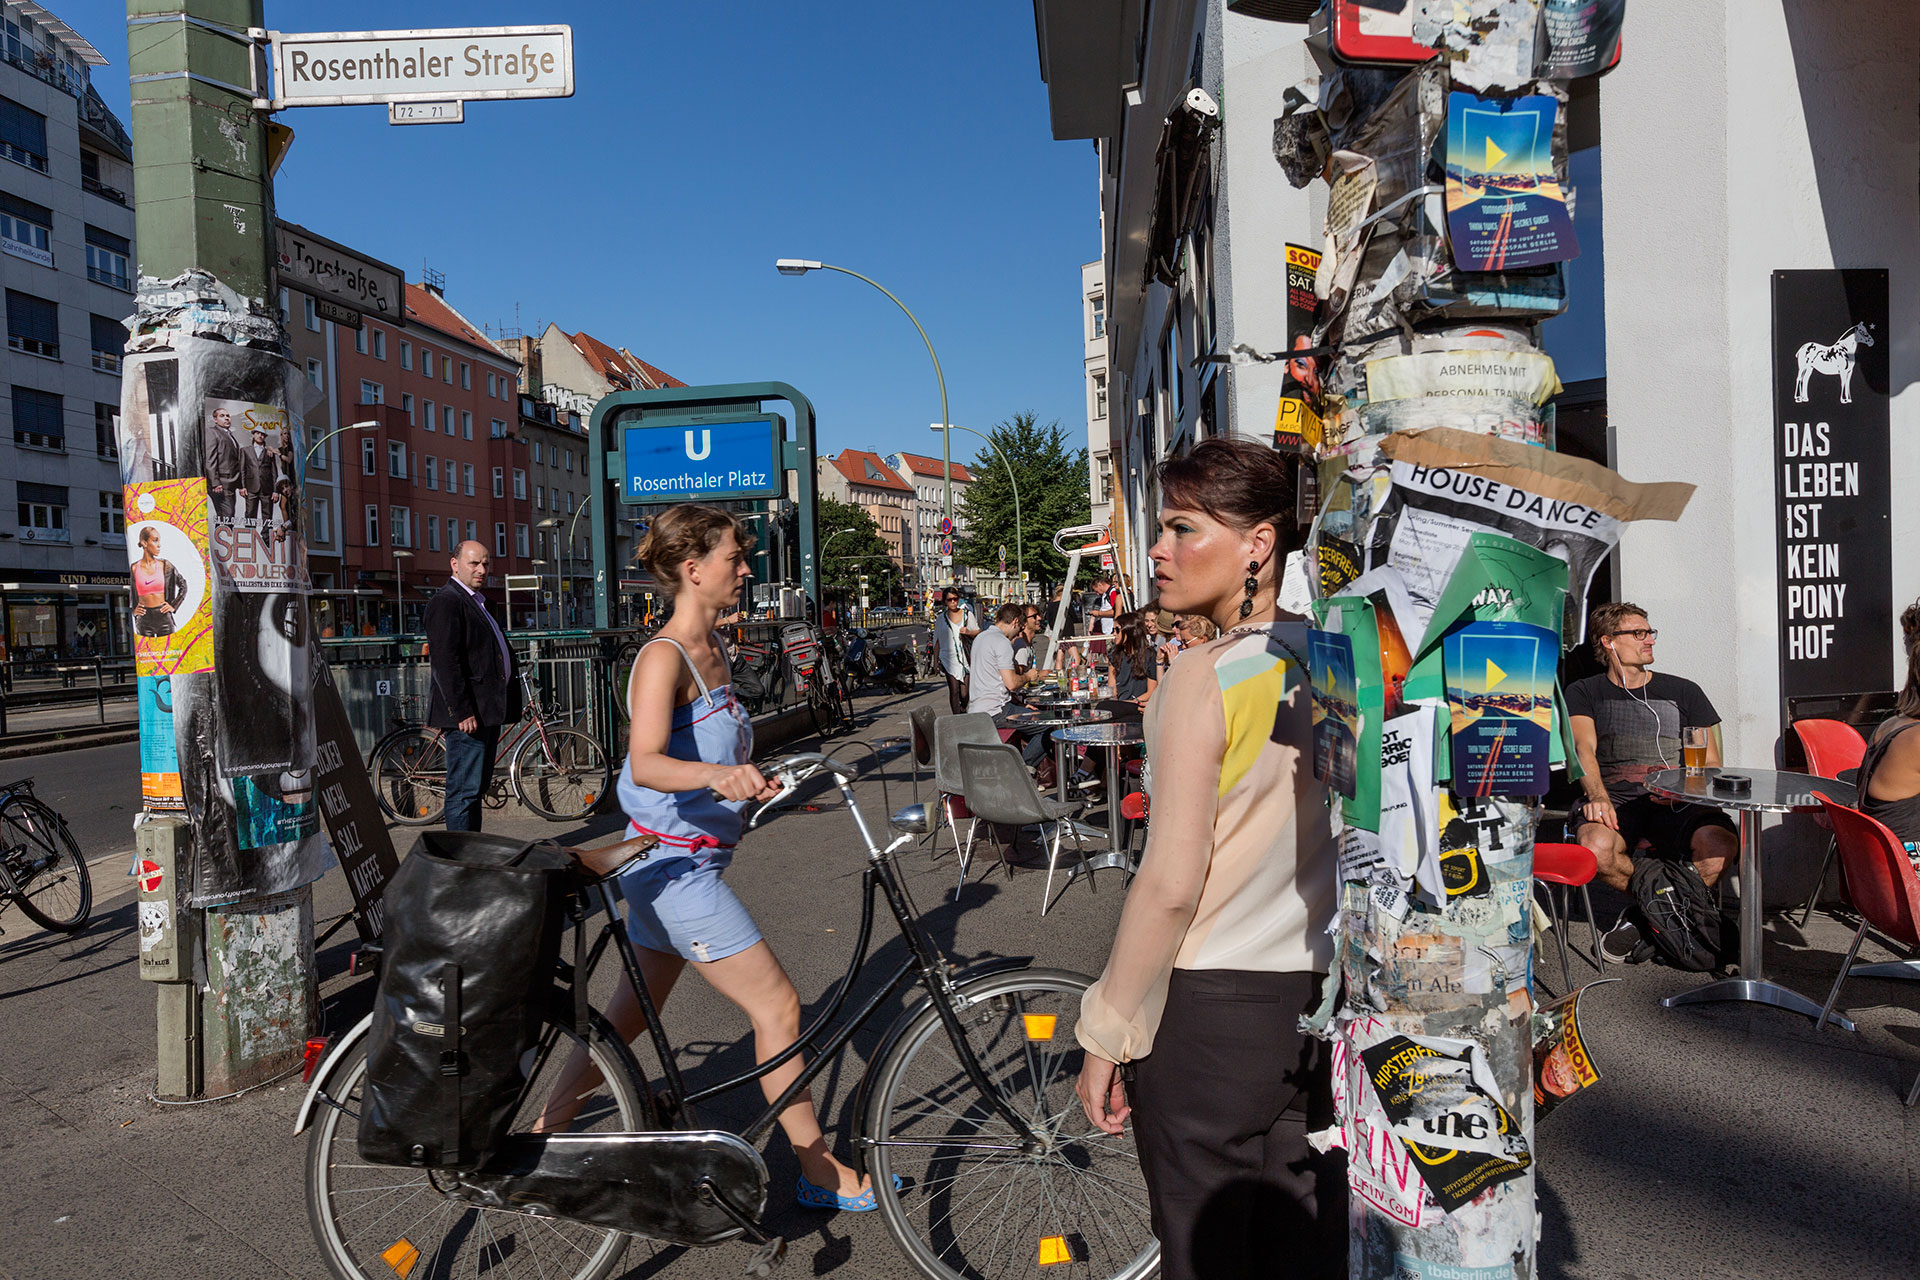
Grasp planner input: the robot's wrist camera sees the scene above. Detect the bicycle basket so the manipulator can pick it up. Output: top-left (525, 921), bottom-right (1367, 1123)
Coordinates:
top-left (357, 831), bottom-right (575, 1170)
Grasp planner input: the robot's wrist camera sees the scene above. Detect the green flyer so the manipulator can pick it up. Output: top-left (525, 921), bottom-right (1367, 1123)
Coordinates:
top-left (1312, 595), bottom-right (1386, 832)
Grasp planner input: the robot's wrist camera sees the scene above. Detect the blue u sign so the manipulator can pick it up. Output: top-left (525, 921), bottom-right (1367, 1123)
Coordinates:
top-left (623, 417), bottom-right (782, 503)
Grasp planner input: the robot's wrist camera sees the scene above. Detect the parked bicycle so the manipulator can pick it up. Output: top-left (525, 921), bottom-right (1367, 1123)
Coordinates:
top-left (0, 777), bottom-right (91, 934)
top-left (297, 751), bottom-right (1154, 1280)
top-left (369, 669), bottom-right (612, 825)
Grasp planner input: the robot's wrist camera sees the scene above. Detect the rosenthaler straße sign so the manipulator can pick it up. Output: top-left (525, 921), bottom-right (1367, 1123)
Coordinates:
top-left (266, 26), bottom-right (573, 109)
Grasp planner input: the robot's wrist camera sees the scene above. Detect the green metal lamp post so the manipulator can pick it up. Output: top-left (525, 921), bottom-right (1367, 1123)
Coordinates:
top-left (931, 422), bottom-right (1022, 596)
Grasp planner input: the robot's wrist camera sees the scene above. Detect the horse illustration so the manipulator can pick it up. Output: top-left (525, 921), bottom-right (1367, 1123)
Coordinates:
top-left (1794, 321), bottom-right (1875, 404)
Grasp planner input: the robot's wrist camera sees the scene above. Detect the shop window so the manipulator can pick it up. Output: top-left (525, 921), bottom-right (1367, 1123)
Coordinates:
top-left (11, 384), bottom-right (62, 449)
top-left (98, 490), bottom-right (123, 534)
top-left (7, 289), bottom-right (58, 358)
top-left (18, 481), bottom-right (68, 541)
top-left (0, 191), bottom-right (52, 265)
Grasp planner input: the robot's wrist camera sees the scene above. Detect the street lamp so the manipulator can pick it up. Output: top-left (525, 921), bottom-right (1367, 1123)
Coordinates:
top-left (537, 515), bottom-right (566, 628)
top-left (531, 557), bottom-right (553, 630)
top-left (391, 548), bottom-right (413, 634)
top-left (931, 423), bottom-right (1022, 596)
top-left (776, 259), bottom-right (954, 585)
top-left (306, 418), bottom-right (378, 466)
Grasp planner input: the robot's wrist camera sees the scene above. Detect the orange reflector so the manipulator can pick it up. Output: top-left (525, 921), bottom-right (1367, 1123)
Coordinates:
top-left (1039, 1235), bottom-right (1074, 1266)
top-left (382, 1239), bottom-right (420, 1278)
top-left (1023, 1014), bottom-right (1058, 1042)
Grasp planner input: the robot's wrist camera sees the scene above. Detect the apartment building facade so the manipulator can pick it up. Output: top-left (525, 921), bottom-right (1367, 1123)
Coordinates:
top-left (0, 0), bottom-right (135, 661)
top-left (816, 449), bottom-right (911, 581)
top-left (885, 450), bottom-right (975, 596)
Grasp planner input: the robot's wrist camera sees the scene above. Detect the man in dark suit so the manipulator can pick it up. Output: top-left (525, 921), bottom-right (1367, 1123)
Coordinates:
top-left (240, 428), bottom-right (276, 525)
top-left (426, 540), bottom-right (522, 831)
top-left (204, 408), bottom-right (242, 519)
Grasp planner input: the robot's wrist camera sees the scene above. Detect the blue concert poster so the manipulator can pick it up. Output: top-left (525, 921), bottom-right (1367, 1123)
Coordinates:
top-left (1444, 91), bottom-right (1579, 272)
top-left (1443, 620), bottom-right (1556, 796)
top-left (1308, 629), bottom-right (1361, 799)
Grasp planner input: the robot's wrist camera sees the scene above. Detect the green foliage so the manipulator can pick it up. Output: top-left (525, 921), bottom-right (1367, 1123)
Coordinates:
top-left (954, 414), bottom-right (1090, 590)
top-left (816, 494), bottom-right (900, 603)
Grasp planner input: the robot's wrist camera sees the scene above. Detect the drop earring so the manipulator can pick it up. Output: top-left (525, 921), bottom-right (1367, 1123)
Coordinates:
top-left (1240, 561), bottom-right (1259, 619)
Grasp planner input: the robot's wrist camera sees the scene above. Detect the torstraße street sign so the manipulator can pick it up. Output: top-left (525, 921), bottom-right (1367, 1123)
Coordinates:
top-left (266, 26), bottom-right (573, 109)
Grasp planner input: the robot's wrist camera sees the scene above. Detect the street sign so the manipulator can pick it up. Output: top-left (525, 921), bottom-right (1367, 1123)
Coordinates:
top-left (314, 297), bottom-right (361, 328)
top-left (622, 416), bottom-right (783, 503)
top-left (266, 26), bottom-right (574, 109)
top-left (390, 100), bottom-right (464, 125)
top-left (939, 516), bottom-right (954, 535)
top-left (276, 221), bottom-right (404, 322)
top-left (939, 538), bottom-right (953, 555)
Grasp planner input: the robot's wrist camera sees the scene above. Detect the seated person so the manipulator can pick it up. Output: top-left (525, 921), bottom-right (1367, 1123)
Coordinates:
top-left (968, 603), bottom-right (1047, 767)
top-left (1858, 598), bottom-right (1920, 864)
top-left (1013, 604), bottom-right (1046, 670)
top-left (1101, 609), bottom-right (1156, 720)
top-left (1566, 601), bottom-right (1737, 893)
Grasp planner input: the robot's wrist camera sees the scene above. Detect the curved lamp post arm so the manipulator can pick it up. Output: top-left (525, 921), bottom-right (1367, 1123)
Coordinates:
top-left (305, 419), bottom-right (378, 466)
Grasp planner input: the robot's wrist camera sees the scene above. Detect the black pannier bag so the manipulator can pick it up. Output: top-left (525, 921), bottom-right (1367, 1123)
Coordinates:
top-left (357, 831), bottom-right (577, 1169)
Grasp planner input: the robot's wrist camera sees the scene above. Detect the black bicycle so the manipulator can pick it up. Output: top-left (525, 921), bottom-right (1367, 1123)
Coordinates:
top-left (0, 777), bottom-right (91, 934)
top-left (297, 752), bottom-right (1155, 1280)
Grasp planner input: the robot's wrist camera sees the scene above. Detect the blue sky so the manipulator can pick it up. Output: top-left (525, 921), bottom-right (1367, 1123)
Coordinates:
top-left (69, 1), bottom-right (1097, 459)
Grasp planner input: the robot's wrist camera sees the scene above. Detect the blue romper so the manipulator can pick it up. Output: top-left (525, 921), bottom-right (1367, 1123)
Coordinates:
top-left (616, 635), bottom-right (763, 963)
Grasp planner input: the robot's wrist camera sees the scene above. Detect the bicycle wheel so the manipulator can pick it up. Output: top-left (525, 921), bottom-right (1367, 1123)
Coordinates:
top-left (866, 968), bottom-right (1158, 1280)
top-left (370, 728), bottom-right (447, 826)
top-left (512, 727), bottom-right (611, 822)
top-left (0, 796), bottom-right (91, 933)
top-left (307, 1006), bottom-right (654, 1280)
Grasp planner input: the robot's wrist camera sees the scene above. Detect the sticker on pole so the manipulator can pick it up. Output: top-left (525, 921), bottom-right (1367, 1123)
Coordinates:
top-left (136, 859), bottom-right (165, 894)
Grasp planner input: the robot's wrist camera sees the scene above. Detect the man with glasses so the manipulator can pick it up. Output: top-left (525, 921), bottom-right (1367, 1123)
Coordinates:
top-left (933, 588), bottom-right (978, 714)
top-left (1015, 604), bottom-right (1049, 671)
top-left (1566, 601), bottom-right (1737, 914)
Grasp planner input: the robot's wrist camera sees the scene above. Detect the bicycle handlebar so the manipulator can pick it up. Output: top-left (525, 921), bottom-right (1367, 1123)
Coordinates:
top-left (745, 753), bottom-right (858, 829)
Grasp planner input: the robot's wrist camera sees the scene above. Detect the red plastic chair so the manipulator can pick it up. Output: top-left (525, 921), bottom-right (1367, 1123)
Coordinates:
top-left (1534, 842), bottom-right (1603, 991)
top-left (1813, 797), bottom-right (1920, 1106)
top-left (1793, 719), bottom-right (1869, 925)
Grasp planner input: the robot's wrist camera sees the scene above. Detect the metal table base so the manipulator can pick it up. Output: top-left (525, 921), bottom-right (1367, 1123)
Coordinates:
top-left (1662, 977), bottom-right (1856, 1031)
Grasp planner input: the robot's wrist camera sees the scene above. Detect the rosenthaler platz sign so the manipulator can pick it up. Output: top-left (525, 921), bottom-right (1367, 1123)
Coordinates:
top-left (265, 26), bottom-right (573, 108)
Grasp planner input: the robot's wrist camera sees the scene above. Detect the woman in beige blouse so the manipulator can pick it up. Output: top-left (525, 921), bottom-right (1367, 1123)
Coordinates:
top-left (1074, 439), bottom-right (1343, 1280)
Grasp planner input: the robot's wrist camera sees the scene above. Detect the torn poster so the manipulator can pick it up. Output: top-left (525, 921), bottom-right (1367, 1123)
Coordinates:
top-left (1445, 91), bottom-right (1578, 271)
top-left (1533, 977), bottom-right (1616, 1120)
top-left (1330, 1013), bottom-right (1439, 1229)
top-left (1365, 350), bottom-right (1562, 407)
top-left (1537, 0), bottom-right (1625, 80)
top-left (1416, 0), bottom-right (1543, 91)
top-left (1361, 1031), bottom-right (1532, 1212)
top-left (1309, 626), bottom-right (1364, 803)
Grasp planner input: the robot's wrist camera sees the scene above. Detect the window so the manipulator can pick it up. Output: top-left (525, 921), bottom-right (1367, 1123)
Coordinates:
top-left (390, 506), bottom-right (410, 547)
top-left (426, 514), bottom-right (439, 551)
top-left (277, 287), bottom-right (291, 323)
top-left (304, 295), bottom-right (319, 331)
top-left (1, 192), bottom-right (53, 266)
top-left (462, 464), bottom-right (475, 496)
top-left (306, 357), bottom-right (323, 388)
top-left (400, 392), bottom-right (414, 424)
top-left (372, 329), bottom-right (386, 360)
top-left (7, 290), bottom-right (58, 358)
top-left (365, 505), bottom-right (380, 546)
top-left (400, 340), bottom-right (411, 370)
top-left (1162, 321), bottom-right (1184, 422)
top-left (443, 358), bottom-right (453, 385)
top-left (446, 517), bottom-right (457, 549)
top-left (353, 326), bottom-right (367, 355)
top-left (360, 379), bottom-right (383, 405)
top-left (462, 411), bottom-right (473, 440)
top-left (465, 519), bottom-right (477, 544)
top-left (0, 96), bottom-right (49, 172)
top-left (492, 467), bottom-right (505, 498)
top-left (512, 469), bottom-right (527, 499)
top-left (388, 442), bottom-right (406, 478)
top-left (565, 449), bottom-right (574, 473)
top-left (515, 523), bottom-right (529, 556)
top-left (312, 498), bottom-right (331, 545)
top-left (494, 522), bottom-right (507, 556)
top-left (1090, 293), bottom-right (1106, 340)
top-left (460, 362), bottom-right (471, 389)
top-left (489, 417), bottom-right (505, 439)
top-left (487, 372), bottom-right (497, 397)
top-left (361, 436), bottom-right (377, 474)
top-left (94, 402), bottom-right (116, 458)
top-left (424, 456), bottom-right (438, 490)
top-left (1093, 372), bottom-right (1108, 420)
top-left (98, 489), bottom-right (123, 534)
top-left (420, 348), bottom-right (433, 377)
top-left (443, 406), bottom-right (456, 434)
top-left (531, 441), bottom-right (542, 463)
top-left (17, 482), bottom-right (67, 541)
top-left (534, 485), bottom-right (543, 510)
top-left (11, 385), bottom-right (62, 449)
top-left (90, 314), bottom-right (124, 373)
top-left (422, 399), bottom-right (434, 432)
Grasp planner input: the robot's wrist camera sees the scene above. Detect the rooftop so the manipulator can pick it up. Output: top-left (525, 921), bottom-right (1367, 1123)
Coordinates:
top-left (828, 449), bottom-right (911, 493)
top-left (567, 329), bottom-right (685, 392)
top-left (405, 284), bottom-right (520, 366)
top-left (891, 452), bottom-right (975, 484)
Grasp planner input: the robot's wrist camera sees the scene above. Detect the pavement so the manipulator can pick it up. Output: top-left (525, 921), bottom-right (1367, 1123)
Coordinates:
top-left (0, 682), bottom-right (1916, 1279)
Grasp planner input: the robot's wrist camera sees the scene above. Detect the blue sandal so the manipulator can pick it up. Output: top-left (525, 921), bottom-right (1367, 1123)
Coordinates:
top-left (795, 1174), bottom-right (901, 1212)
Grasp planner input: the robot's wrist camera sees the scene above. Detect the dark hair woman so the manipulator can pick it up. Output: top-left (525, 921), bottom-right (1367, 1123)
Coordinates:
top-left (540, 504), bottom-right (879, 1210)
top-left (1074, 439), bottom-right (1343, 1279)
top-left (1856, 599), bottom-right (1920, 861)
top-left (130, 525), bottom-right (188, 637)
top-left (1103, 608), bottom-right (1157, 713)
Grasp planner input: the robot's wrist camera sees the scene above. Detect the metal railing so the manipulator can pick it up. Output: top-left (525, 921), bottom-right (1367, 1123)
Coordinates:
top-left (0, 656), bottom-right (137, 738)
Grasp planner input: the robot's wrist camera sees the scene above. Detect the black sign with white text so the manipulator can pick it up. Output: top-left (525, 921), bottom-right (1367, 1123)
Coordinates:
top-left (1772, 269), bottom-right (1891, 711)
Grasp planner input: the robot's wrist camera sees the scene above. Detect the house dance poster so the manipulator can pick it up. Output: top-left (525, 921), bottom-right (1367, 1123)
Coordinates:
top-left (1444, 91), bottom-right (1578, 272)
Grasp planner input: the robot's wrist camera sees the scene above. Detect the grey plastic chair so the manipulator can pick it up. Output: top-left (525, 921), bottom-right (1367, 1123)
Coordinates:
top-left (957, 740), bottom-right (1095, 915)
top-left (931, 713), bottom-right (1000, 891)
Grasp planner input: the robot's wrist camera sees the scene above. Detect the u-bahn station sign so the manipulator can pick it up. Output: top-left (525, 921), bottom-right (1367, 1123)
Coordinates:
top-left (263, 26), bottom-right (573, 109)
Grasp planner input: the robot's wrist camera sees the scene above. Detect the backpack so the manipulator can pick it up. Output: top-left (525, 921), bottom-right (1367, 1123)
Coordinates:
top-left (1628, 858), bottom-right (1737, 972)
top-left (358, 831), bottom-right (576, 1169)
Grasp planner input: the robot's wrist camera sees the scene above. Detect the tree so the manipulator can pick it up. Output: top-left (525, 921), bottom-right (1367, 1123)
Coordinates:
top-left (954, 413), bottom-right (1090, 592)
top-left (815, 494), bottom-right (900, 607)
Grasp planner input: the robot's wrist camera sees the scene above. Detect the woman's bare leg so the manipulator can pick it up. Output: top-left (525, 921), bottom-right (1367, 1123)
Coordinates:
top-left (697, 940), bottom-right (867, 1197)
top-left (533, 943), bottom-right (685, 1132)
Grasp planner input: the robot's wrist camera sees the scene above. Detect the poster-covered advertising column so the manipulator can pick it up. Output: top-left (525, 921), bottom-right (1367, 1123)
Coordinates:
top-left (119, 316), bottom-right (330, 908)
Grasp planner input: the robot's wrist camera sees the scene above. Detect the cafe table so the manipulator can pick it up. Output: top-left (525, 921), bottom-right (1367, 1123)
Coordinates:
top-left (1645, 766), bottom-right (1857, 1029)
top-left (997, 706), bottom-right (1112, 800)
top-left (1053, 720), bottom-right (1146, 876)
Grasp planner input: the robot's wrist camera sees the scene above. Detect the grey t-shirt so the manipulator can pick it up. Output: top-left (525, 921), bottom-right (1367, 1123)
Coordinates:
top-left (967, 626), bottom-right (1018, 717)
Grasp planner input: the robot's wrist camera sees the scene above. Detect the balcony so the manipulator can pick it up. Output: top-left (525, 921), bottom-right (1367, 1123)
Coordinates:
top-left (4, 46), bottom-right (84, 98)
top-left (86, 264), bottom-right (131, 290)
top-left (81, 175), bottom-right (128, 207)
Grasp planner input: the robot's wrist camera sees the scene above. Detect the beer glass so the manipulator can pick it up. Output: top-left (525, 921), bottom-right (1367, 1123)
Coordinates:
top-left (1682, 726), bottom-right (1710, 776)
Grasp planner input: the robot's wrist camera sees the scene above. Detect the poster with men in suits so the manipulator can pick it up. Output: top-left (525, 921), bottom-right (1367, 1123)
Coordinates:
top-left (203, 395), bottom-right (311, 593)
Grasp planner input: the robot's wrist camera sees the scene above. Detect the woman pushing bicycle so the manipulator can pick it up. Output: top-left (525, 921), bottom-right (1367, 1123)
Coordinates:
top-left (540, 503), bottom-right (878, 1211)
